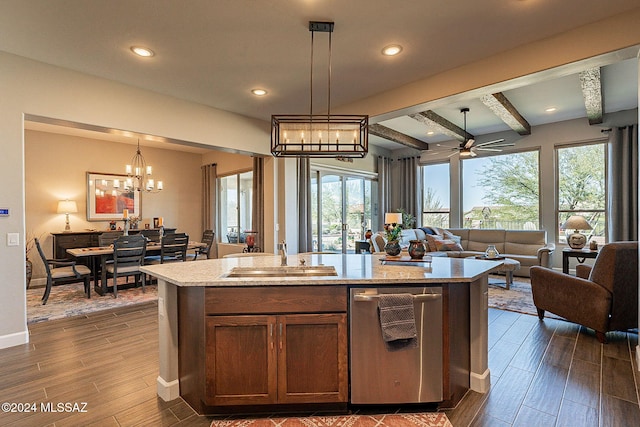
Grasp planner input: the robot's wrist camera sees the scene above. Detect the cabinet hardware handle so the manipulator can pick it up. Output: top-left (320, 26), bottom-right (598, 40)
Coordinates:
top-left (353, 293), bottom-right (441, 302)
top-left (278, 323), bottom-right (283, 351)
top-left (269, 323), bottom-right (274, 351)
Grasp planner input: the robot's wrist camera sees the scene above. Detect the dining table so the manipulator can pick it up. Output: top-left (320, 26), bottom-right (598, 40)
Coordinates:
top-left (67, 240), bottom-right (206, 296)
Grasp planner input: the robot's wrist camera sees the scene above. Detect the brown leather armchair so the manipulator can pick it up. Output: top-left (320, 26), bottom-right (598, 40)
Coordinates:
top-left (530, 241), bottom-right (638, 343)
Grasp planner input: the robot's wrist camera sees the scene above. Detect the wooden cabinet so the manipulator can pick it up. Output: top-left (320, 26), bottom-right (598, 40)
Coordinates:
top-left (204, 313), bottom-right (347, 406)
top-left (179, 285), bottom-right (348, 414)
top-left (52, 231), bottom-right (100, 260)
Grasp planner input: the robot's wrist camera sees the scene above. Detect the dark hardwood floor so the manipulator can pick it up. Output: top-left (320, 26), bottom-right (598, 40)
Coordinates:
top-left (0, 302), bottom-right (638, 426)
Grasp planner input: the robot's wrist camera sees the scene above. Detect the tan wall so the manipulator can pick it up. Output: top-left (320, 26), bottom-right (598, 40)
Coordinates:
top-left (201, 150), bottom-right (254, 176)
top-left (25, 130), bottom-right (203, 281)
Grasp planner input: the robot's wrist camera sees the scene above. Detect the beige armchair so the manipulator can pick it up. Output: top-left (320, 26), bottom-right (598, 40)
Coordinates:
top-left (530, 241), bottom-right (638, 343)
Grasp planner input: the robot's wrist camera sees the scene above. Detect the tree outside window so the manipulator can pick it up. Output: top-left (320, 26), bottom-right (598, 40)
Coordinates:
top-left (557, 143), bottom-right (606, 245)
top-left (462, 151), bottom-right (540, 230)
top-left (422, 163), bottom-right (450, 228)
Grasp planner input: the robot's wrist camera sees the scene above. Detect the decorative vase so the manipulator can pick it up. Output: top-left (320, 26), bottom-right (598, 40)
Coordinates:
top-left (384, 240), bottom-right (401, 256)
top-left (408, 240), bottom-right (426, 259)
top-left (25, 258), bottom-right (32, 289)
top-left (484, 244), bottom-right (499, 259)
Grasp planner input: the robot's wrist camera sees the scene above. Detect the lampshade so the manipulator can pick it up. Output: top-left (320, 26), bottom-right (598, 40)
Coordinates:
top-left (561, 215), bottom-right (592, 232)
top-left (384, 212), bottom-right (403, 225)
top-left (57, 200), bottom-right (78, 214)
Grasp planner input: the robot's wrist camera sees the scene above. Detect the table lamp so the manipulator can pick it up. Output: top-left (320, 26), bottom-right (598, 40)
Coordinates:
top-left (57, 200), bottom-right (78, 232)
top-left (562, 215), bottom-right (592, 249)
top-left (384, 212), bottom-right (403, 227)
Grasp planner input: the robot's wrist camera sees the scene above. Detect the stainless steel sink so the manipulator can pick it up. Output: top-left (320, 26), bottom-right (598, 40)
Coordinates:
top-left (226, 265), bottom-right (338, 278)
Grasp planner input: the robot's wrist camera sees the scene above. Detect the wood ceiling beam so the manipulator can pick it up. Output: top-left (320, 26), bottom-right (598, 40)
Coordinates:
top-left (480, 92), bottom-right (531, 135)
top-left (579, 67), bottom-right (603, 125)
top-left (368, 124), bottom-right (430, 150)
top-left (409, 110), bottom-right (472, 143)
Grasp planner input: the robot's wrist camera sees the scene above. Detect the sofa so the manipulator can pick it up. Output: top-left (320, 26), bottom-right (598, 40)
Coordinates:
top-left (370, 227), bottom-right (555, 277)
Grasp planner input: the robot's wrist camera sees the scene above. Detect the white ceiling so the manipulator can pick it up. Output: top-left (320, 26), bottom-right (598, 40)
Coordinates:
top-left (2, 0), bottom-right (638, 151)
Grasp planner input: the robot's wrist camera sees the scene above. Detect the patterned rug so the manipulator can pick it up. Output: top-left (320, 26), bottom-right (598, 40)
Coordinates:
top-left (210, 412), bottom-right (452, 427)
top-left (27, 281), bottom-right (157, 324)
top-left (488, 275), bottom-right (561, 319)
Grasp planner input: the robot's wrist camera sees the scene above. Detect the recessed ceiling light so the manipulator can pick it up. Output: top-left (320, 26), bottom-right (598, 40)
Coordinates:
top-left (427, 131), bottom-right (435, 135)
top-left (545, 107), bottom-right (557, 112)
top-left (382, 44), bottom-right (403, 56)
top-left (251, 89), bottom-right (267, 96)
top-left (130, 46), bottom-right (155, 57)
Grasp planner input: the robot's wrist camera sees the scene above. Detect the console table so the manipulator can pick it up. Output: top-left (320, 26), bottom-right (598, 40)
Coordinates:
top-left (562, 247), bottom-right (599, 274)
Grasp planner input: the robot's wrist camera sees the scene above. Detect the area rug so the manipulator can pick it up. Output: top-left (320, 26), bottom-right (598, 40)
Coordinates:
top-left (26, 281), bottom-right (157, 324)
top-left (210, 412), bottom-right (452, 427)
top-left (488, 274), bottom-right (561, 319)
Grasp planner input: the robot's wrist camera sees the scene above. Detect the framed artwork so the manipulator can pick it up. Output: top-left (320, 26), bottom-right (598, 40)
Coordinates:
top-left (86, 172), bottom-right (141, 221)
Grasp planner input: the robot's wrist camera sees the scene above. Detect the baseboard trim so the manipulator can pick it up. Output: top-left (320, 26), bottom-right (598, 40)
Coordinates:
top-left (0, 330), bottom-right (29, 349)
top-left (470, 368), bottom-right (491, 393)
top-left (157, 376), bottom-right (180, 401)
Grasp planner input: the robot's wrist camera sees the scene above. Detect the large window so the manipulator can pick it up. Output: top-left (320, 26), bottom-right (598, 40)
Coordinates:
top-left (310, 169), bottom-right (373, 253)
top-left (219, 171), bottom-right (253, 243)
top-left (556, 142), bottom-right (606, 245)
top-left (462, 150), bottom-right (540, 229)
top-left (422, 163), bottom-right (450, 228)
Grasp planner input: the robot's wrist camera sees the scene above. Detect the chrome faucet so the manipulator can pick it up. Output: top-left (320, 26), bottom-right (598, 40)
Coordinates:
top-left (278, 241), bottom-right (287, 266)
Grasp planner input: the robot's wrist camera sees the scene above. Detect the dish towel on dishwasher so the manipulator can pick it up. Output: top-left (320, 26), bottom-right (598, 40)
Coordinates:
top-left (378, 294), bottom-right (418, 351)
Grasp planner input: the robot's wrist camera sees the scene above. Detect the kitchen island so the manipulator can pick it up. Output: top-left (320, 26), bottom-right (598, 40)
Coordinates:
top-left (141, 253), bottom-right (497, 415)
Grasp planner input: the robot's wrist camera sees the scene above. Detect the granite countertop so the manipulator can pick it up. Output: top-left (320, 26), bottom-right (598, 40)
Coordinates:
top-left (140, 253), bottom-right (501, 287)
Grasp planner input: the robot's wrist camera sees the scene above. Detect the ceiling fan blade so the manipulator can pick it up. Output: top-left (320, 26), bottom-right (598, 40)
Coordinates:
top-left (474, 138), bottom-right (505, 147)
top-left (470, 149), bottom-right (477, 157)
top-left (464, 138), bottom-right (475, 149)
top-left (476, 147), bottom-right (503, 152)
top-left (447, 150), bottom-right (459, 158)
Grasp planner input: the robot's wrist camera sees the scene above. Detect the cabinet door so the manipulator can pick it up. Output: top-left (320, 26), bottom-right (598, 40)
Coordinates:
top-left (205, 315), bottom-right (277, 406)
top-left (277, 313), bottom-right (348, 404)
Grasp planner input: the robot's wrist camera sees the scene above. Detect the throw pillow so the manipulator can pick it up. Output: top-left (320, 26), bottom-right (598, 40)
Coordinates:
top-left (434, 239), bottom-right (464, 252)
top-left (424, 234), bottom-right (441, 252)
top-left (400, 229), bottom-right (417, 247)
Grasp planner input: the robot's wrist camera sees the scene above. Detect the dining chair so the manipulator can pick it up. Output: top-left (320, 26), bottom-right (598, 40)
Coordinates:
top-left (140, 229), bottom-right (161, 243)
top-left (104, 234), bottom-right (147, 298)
top-left (147, 232), bottom-right (189, 264)
top-left (187, 229), bottom-right (215, 260)
top-left (35, 237), bottom-right (91, 305)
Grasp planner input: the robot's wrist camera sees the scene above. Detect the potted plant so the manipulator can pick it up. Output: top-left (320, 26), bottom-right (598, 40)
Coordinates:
top-left (384, 222), bottom-right (402, 256)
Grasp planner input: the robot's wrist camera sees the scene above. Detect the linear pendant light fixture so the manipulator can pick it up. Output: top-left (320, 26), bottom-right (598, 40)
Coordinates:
top-left (271, 21), bottom-right (368, 158)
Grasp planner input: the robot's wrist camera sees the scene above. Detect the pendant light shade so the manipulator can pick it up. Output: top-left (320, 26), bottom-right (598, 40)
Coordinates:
top-left (271, 21), bottom-right (368, 158)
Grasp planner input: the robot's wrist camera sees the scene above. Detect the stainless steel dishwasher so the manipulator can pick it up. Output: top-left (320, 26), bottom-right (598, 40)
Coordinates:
top-left (350, 286), bottom-right (443, 404)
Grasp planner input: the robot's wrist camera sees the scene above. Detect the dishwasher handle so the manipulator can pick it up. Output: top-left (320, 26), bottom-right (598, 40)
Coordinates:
top-left (353, 293), bottom-right (441, 302)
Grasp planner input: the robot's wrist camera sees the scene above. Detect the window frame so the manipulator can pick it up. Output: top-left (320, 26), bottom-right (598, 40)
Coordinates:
top-left (217, 169), bottom-right (253, 244)
top-left (554, 139), bottom-right (608, 245)
top-left (421, 161), bottom-right (451, 229)
top-left (460, 148), bottom-right (542, 230)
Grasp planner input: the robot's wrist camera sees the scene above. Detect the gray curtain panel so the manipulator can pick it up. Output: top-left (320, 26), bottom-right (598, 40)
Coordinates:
top-left (377, 156), bottom-right (392, 230)
top-left (297, 157), bottom-right (313, 252)
top-left (608, 125), bottom-right (638, 241)
top-left (252, 156), bottom-right (265, 251)
top-left (394, 156), bottom-right (422, 228)
top-left (201, 163), bottom-right (218, 259)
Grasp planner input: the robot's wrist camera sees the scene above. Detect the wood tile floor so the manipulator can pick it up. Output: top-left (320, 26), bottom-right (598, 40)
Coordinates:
top-left (0, 302), bottom-right (638, 426)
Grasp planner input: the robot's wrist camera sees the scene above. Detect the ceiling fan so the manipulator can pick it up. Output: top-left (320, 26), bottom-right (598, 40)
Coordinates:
top-left (449, 108), bottom-right (514, 157)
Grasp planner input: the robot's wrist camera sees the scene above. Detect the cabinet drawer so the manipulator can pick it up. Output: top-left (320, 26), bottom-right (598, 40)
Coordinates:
top-left (205, 286), bottom-right (346, 315)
